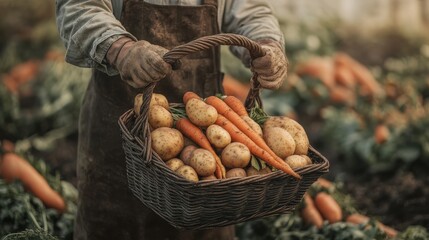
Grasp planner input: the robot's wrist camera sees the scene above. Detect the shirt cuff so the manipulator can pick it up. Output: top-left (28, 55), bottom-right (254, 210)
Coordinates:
top-left (92, 32), bottom-right (137, 76)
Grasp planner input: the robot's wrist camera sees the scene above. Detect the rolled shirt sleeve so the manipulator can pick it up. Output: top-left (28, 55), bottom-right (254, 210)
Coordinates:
top-left (56, 0), bottom-right (284, 73)
top-left (56, 0), bottom-right (136, 75)
top-left (221, 0), bottom-right (285, 64)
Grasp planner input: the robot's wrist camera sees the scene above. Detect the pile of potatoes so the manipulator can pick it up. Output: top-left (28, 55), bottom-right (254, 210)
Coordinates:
top-left (134, 93), bottom-right (313, 183)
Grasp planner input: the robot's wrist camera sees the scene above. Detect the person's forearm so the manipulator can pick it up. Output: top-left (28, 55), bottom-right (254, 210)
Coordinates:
top-left (56, 0), bottom-right (135, 74)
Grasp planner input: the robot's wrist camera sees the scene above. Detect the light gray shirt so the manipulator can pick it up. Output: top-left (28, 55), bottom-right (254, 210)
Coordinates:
top-left (56, 0), bottom-right (284, 75)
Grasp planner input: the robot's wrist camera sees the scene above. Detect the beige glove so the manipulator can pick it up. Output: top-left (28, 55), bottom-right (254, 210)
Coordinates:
top-left (107, 37), bottom-right (172, 88)
top-left (251, 40), bottom-right (288, 90)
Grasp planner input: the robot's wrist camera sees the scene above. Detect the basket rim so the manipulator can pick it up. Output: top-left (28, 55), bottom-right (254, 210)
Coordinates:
top-left (119, 108), bottom-right (329, 187)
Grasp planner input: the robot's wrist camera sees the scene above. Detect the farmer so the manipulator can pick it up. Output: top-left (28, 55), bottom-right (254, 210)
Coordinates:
top-left (56, 0), bottom-right (288, 239)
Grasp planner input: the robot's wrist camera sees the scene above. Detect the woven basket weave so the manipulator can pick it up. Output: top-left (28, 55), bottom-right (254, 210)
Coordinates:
top-left (118, 34), bottom-right (329, 230)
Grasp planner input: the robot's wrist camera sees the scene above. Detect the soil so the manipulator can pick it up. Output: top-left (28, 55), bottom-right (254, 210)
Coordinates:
top-left (343, 172), bottom-right (429, 231)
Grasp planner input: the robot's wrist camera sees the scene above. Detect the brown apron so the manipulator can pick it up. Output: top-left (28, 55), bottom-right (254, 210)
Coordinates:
top-left (74, 0), bottom-right (234, 239)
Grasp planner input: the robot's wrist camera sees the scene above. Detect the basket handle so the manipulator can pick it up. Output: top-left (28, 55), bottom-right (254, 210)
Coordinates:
top-left (131, 34), bottom-right (265, 138)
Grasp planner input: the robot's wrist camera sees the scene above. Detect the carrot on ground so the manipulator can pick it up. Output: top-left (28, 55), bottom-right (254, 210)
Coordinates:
top-left (0, 153), bottom-right (66, 212)
top-left (175, 118), bottom-right (226, 179)
top-left (206, 96), bottom-right (301, 179)
top-left (314, 192), bottom-right (342, 223)
top-left (215, 114), bottom-right (301, 179)
top-left (223, 96), bottom-right (248, 117)
top-left (346, 213), bottom-right (398, 238)
top-left (301, 194), bottom-right (324, 228)
top-left (183, 91), bottom-right (201, 105)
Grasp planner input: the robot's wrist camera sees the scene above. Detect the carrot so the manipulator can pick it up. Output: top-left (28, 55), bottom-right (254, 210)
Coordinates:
top-left (314, 178), bottom-right (334, 190)
top-left (334, 53), bottom-right (383, 97)
top-left (222, 75), bottom-right (250, 102)
top-left (375, 124), bottom-right (390, 144)
top-left (314, 192), bottom-right (342, 223)
top-left (175, 118), bottom-right (226, 179)
top-left (183, 91), bottom-right (201, 105)
top-left (223, 96), bottom-right (248, 117)
top-left (215, 114), bottom-right (301, 179)
top-left (334, 64), bottom-right (356, 89)
top-left (0, 153), bottom-right (66, 212)
top-left (206, 96), bottom-right (301, 179)
top-left (347, 213), bottom-right (398, 238)
top-left (301, 194), bottom-right (324, 228)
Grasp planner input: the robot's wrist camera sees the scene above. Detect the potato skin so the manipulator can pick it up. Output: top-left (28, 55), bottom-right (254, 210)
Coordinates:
top-left (263, 127), bottom-right (296, 159)
top-left (186, 98), bottom-right (218, 127)
top-left (301, 155), bottom-right (313, 165)
top-left (206, 124), bottom-right (231, 149)
top-left (200, 175), bottom-right (217, 181)
top-left (175, 165), bottom-right (199, 182)
top-left (150, 93), bottom-right (169, 110)
top-left (264, 116), bottom-right (310, 155)
top-left (148, 105), bottom-right (173, 129)
top-left (189, 149), bottom-right (217, 177)
top-left (226, 168), bottom-right (247, 178)
top-left (180, 145), bottom-right (197, 165)
top-left (246, 166), bottom-right (272, 176)
top-left (242, 116), bottom-right (263, 137)
top-left (221, 142), bottom-right (251, 168)
top-left (165, 158), bottom-right (184, 171)
top-left (284, 155), bottom-right (310, 169)
top-left (134, 93), bottom-right (169, 116)
top-left (151, 127), bottom-right (184, 161)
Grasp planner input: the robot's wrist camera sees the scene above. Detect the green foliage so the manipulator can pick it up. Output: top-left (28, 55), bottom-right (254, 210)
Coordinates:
top-left (0, 156), bottom-right (77, 239)
top-left (396, 226), bottom-right (429, 240)
top-left (0, 60), bottom-right (90, 144)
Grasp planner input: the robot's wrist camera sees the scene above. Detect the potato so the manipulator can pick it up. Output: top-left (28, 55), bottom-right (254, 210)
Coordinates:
top-left (246, 166), bottom-right (272, 176)
top-left (263, 127), bottom-right (296, 159)
top-left (264, 116), bottom-right (310, 155)
top-left (148, 105), bottom-right (173, 129)
top-left (189, 149), bottom-right (217, 177)
top-left (201, 175), bottom-right (217, 181)
top-left (175, 165), bottom-right (198, 182)
top-left (134, 93), bottom-right (169, 116)
top-left (165, 158), bottom-right (184, 171)
top-left (284, 155), bottom-right (310, 169)
top-left (242, 116), bottom-right (263, 137)
top-left (186, 98), bottom-right (218, 127)
top-left (206, 124), bottom-right (231, 149)
top-left (226, 168), bottom-right (247, 178)
top-left (151, 127), bottom-right (184, 161)
top-left (301, 155), bottom-right (313, 165)
top-left (180, 145), bottom-right (197, 165)
top-left (150, 93), bottom-right (169, 110)
top-left (221, 142), bottom-right (251, 168)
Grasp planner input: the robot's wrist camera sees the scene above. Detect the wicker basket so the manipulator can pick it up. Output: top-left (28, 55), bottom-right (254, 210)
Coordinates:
top-left (118, 34), bottom-right (329, 230)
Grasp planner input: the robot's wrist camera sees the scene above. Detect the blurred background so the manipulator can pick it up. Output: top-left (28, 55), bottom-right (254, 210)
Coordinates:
top-left (1, 0), bottom-right (428, 239)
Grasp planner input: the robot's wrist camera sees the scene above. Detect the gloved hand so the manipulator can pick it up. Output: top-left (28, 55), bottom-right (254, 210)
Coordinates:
top-left (251, 40), bottom-right (288, 89)
top-left (107, 37), bottom-right (172, 88)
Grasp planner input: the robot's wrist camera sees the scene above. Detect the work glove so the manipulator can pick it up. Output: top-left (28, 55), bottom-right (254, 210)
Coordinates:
top-left (107, 37), bottom-right (172, 88)
top-left (250, 40), bottom-right (288, 90)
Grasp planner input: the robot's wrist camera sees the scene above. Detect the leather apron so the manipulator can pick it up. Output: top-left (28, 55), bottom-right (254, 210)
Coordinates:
top-left (74, 0), bottom-right (233, 239)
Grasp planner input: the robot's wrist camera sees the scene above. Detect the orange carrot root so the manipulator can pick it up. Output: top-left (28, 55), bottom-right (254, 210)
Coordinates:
top-left (206, 96), bottom-right (301, 179)
top-left (183, 92), bottom-right (201, 105)
top-left (175, 118), bottom-right (226, 179)
top-left (223, 96), bottom-right (248, 117)
top-left (0, 153), bottom-right (66, 212)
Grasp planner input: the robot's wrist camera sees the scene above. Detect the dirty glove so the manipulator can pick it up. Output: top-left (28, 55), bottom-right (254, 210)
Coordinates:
top-left (107, 37), bottom-right (172, 88)
top-left (251, 40), bottom-right (288, 90)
